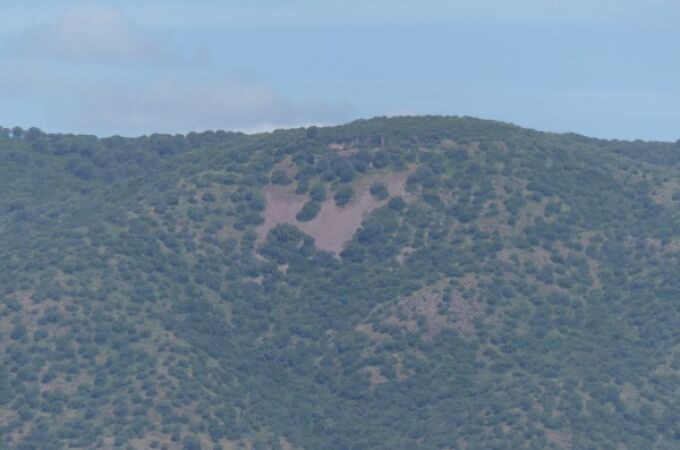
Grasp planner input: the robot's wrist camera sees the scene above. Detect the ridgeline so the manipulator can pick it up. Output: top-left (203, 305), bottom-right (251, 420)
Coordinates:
top-left (2, 117), bottom-right (680, 449)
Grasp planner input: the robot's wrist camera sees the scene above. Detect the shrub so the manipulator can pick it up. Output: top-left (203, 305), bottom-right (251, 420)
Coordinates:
top-left (370, 182), bottom-right (389, 200)
top-left (334, 185), bottom-right (354, 207)
top-left (296, 201), bottom-right (321, 222)
top-left (310, 183), bottom-right (326, 202)
top-left (388, 196), bottom-right (407, 211)
top-left (270, 169), bottom-right (291, 185)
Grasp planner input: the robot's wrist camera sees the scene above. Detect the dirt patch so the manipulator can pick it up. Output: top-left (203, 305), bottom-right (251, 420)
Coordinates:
top-left (298, 183), bottom-right (382, 253)
top-left (355, 323), bottom-right (390, 344)
top-left (258, 185), bottom-right (307, 239)
top-left (362, 366), bottom-right (389, 389)
top-left (543, 428), bottom-right (572, 448)
top-left (258, 169), bottom-right (413, 254)
top-left (279, 437), bottom-right (296, 450)
top-left (651, 179), bottom-right (680, 206)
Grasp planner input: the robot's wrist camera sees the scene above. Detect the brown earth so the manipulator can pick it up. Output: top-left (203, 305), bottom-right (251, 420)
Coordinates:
top-left (257, 169), bottom-right (413, 254)
top-left (362, 365), bottom-right (389, 389)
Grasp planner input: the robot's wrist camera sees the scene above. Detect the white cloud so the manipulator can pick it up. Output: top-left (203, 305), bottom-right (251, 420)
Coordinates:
top-left (44, 75), bottom-right (352, 136)
top-left (0, 6), bottom-right (350, 135)
top-left (5, 6), bottom-right (173, 64)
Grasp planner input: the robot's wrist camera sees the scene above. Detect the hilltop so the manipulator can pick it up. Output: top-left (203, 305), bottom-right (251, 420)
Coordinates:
top-left (2, 116), bottom-right (680, 449)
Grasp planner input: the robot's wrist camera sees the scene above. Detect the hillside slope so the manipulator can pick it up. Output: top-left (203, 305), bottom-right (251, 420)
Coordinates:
top-left (2, 117), bottom-right (680, 449)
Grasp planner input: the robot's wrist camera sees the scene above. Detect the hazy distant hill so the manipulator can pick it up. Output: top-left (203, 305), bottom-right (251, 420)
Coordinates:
top-left (2, 117), bottom-right (680, 449)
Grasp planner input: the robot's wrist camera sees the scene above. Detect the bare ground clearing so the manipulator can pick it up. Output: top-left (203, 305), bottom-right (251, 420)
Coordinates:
top-left (258, 169), bottom-right (412, 253)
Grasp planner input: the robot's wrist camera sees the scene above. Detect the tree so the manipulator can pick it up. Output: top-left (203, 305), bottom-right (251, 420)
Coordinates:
top-left (310, 183), bottom-right (326, 202)
top-left (183, 436), bottom-right (202, 450)
top-left (11, 126), bottom-right (24, 139)
top-left (271, 169), bottom-right (291, 185)
top-left (25, 127), bottom-right (44, 141)
top-left (306, 126), bottom-right (319, 139)
top-left (296, 201), bottom-right (321, 222)
top-left (370, 182), bottom-right (389, 200)
top-left (334, 185), bottom-right (354, 207)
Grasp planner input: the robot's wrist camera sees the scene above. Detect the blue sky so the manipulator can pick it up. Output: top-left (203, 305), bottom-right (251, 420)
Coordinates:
top-left (1, 1), bottom-right (679, 140)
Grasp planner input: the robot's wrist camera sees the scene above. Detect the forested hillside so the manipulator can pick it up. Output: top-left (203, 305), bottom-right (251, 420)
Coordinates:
top-left (2, 117), bottom-right (680, 450)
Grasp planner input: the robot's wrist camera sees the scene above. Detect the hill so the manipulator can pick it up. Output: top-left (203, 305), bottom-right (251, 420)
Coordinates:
top-left (2, 117), bottom-right (680, 449)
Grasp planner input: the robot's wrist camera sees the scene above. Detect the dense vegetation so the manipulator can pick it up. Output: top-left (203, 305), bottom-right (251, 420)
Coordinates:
top-left (2, 117), bottom-right (680, 449)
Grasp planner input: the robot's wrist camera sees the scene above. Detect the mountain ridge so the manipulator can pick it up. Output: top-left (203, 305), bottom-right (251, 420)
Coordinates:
top-left (8, 114), bottom-right (677, 142)
top-left (2, 116), bottom-right (680, 450)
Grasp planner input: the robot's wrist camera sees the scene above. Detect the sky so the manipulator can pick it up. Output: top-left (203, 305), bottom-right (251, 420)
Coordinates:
top-left (1, 1), bottom-right (679, 140)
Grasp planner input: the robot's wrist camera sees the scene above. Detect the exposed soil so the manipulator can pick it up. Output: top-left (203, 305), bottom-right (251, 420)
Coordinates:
top-left (258, 169), bottom-right (412, 254)
top-left (362, 365), bottom-right (389, 389)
